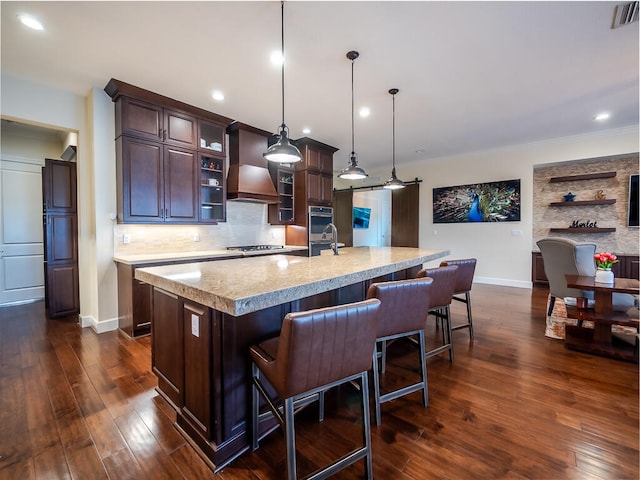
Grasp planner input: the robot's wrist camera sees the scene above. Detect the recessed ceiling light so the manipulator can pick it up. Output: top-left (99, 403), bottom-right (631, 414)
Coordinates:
top-left (18, 14), bottom-right (43, 31)
top-left (359, 107), bottom-right (370, 118)
top-left (211, 90), bottom-right (224, 101)
top-left (302, 127), bottom-right (311, 134)
top-left (594, 112), bottom-right (610, 121)
top-left (270, 51), bottom-right (284, 66)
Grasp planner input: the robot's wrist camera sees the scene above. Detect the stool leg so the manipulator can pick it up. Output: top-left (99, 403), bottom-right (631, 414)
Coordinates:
top-left (371, 345), bottom-right (382, 426)
top-left (252, 362), bottom-right (260, 450)
top-left (360, 372), bottom-right (373, 480)
top-left (445, 305), bottom-right (454, 363)
top-left (318, 390), bottom-right (325, 422)
top-left (418, 330), bottom-right (429, 407)
top-left (381, 339), bottom-right (387, 373)
top-left (466, 292), bottom-right (474, 339)
top-left (284, 397), bottom-right (297, 480)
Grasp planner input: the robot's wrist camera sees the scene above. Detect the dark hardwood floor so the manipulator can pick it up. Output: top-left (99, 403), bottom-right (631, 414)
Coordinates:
top-left (1, 284), bottom-right (638, 479)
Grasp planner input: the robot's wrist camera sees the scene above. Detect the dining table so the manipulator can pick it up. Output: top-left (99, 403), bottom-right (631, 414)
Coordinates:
top-left (564, 274), bottom-right (639, 361)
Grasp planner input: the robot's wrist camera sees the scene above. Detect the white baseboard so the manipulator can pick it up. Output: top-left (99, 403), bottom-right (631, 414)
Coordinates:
top-left (79, 314), bottom-right (119, 333)
top-left (475, 276), bottom-right (532, 289)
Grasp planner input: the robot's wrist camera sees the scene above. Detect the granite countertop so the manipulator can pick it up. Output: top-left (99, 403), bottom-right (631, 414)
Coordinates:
top-left (114, 245), bottom-right (308, 266)
top-left (135, 246), bottom-right (449, 316)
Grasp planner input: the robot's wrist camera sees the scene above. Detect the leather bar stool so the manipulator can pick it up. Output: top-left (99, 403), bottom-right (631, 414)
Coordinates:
top-left (367, 277), bottom-right (434, 425)
top-left (440, 258), bottom-right (477, 339)
top-left (417, 265), bottom-right (458, 362)
top-left (250, 299), bottom-right (381, 480)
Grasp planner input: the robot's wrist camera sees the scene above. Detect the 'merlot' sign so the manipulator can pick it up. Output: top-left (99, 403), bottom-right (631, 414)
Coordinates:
top-left (570, 220), bottom-right (598, 228)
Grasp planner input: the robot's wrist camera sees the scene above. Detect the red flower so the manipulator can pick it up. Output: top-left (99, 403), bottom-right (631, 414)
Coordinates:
top-left (594, 252), bottom-right (618, 269)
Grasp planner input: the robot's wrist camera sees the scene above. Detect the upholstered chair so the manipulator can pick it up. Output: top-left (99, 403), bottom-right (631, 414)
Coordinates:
top-left (250, 299), bottom-right (381, 480)
top-left (537, 237), bottom-right (635, 315)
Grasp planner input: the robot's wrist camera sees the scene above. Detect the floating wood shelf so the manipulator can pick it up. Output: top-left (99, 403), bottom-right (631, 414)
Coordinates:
top-left (549, 227), bottom-right (616, 233)
top-left (549, 172), bottom-right (616, 183)
top-left (549, 199), bottom-right (616, 206)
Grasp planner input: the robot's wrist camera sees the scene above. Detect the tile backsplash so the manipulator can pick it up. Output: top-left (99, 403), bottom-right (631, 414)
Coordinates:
top-left (114, 202), bottom-right (286, 255)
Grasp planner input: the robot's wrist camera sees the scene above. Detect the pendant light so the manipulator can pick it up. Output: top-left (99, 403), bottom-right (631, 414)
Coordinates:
top-left (263, 0), bottom-right (302, 163)
top-left (383, 88), bottom-right (405, 190)
top-left (338, 51), bottom-right (368, 180)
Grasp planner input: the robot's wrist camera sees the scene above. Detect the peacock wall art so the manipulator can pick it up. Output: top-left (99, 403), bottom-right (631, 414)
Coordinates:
top-left (433, 179), bottom-right (521, 223)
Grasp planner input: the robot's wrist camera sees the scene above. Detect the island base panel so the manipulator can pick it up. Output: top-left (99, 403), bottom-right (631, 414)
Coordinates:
top-left (153, 263), bottom-right (426, 469)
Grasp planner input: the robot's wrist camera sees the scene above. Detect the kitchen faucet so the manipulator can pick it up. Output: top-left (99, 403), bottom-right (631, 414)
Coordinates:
top-left (323, 223), bottom-right (339, 255)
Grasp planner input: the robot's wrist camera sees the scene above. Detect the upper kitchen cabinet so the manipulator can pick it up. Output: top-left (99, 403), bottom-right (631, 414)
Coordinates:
top-left (117, 97), bottom-right (196, 149)
top-left (117, 136), bottom-right (199, 223)
top-left (105, 79), bottom-right (233, 224)
top-left (268, 163), bottom-right (295, 225)
top-left (292, 137), bottom-right (338, 225)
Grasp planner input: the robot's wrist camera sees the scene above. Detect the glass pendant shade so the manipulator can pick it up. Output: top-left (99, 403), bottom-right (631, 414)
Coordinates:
top-left (338, 153), bottom-right (368, 180)
top-left (263, 1), bottom-right (302, 164)
top-left (383, 88), bottom-right (405, 190)
top-left (338, 50), bottom-right (368, 180)
top-left (263, 127), bottom-right (301, 163)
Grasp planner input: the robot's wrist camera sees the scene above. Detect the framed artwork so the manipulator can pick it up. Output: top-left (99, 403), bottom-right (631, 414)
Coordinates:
top-left (433, 179), bottom-right (521, 223)
top-left (353, 206), bottom-right (371, 229)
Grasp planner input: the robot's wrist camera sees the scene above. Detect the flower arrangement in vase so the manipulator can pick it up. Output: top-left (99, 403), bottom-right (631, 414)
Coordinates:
top-left (594, 252), bottom-right (618, 283)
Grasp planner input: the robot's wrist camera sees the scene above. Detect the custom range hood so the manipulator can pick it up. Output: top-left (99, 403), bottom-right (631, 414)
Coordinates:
top-left (226, 122), bottom-right (279, 203)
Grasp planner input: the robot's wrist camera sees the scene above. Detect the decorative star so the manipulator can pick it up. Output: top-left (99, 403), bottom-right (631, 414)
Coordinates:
top-left (563, 192), bottom-right (575, 202)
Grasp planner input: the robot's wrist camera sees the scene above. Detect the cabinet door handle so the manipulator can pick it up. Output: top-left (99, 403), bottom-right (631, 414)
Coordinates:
top-left (159, 128), bottom-right (163, 139)
top-left (163, 129), bottom-right (167, 141)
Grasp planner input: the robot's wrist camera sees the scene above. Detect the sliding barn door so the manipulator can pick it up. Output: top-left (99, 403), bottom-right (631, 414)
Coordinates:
top-left (391, 183), bottom-right (419, 247)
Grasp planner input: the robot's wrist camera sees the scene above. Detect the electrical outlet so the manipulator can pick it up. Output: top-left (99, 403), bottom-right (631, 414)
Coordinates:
top-left (123, 234), bottom-right (131, 244)
top-left (193, 233), bottom-right (200, 242)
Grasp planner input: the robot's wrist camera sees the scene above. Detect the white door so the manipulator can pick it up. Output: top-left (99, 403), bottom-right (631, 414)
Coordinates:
top-left (0, 158), bottom-right (45, 305)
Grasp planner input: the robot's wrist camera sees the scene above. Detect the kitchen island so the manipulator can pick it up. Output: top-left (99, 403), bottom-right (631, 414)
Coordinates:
top-left (135, 246), bottom-right (449, 470)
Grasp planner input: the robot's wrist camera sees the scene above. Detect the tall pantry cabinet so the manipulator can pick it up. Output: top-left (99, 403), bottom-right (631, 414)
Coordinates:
top-left (42, 159), bottom-right (79, 318)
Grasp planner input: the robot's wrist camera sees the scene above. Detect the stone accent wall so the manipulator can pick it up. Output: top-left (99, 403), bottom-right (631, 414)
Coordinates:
top-left (533, 152), bottom-right (639, 254)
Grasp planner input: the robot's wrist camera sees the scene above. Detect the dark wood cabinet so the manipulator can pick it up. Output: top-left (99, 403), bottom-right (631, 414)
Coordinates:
top-left (117, 136), bottom-right (198, 223)
top-left (42, 159), bottom-right (79, 318)
top-left (532, 252), bottom-right (639, 284)
top-left (117, 96), bottom-right (197, 149)
top-left (268, 165), bottom-right (295, 224)
top-left (117, 263), bottom-right (152, 337)
top-left (182, 301), bottom-right (213, 440)
top-left (106, 79), bottom-right (232, 224)
top-left (291, 137), bottom-right (338, 228)
top-left (152, 287), bottom-right (184, 409)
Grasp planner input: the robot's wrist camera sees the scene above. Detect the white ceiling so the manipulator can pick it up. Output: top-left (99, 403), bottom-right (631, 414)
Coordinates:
top-left (1, 1), bottom-right (638, 175)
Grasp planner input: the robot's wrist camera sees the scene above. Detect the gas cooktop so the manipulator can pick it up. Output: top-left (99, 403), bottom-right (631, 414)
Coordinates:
top-left (226, 245), bottom-right (285, 252)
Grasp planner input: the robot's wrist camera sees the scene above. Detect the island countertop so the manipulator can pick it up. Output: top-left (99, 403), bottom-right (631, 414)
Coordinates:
top-left (135, 246), bottom-right (449, 316)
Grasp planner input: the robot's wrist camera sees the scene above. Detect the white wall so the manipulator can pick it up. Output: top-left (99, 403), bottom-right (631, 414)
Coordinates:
top-left (1, 73), bottom-right (116, 331)
top-left (340, 127), bottom-right (639, 288)
top-left (352, 190), bottom-right (391, 247)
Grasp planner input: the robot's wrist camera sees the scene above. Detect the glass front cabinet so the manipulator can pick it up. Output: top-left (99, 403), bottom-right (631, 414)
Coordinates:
top-left (199, 153), bottom-right (225, 222)
top-left (268, 164), bottom-right (295, 224)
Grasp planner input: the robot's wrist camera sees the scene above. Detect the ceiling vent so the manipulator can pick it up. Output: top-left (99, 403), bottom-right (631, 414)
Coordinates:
top-left (611, 1), bottom-right (638, 28)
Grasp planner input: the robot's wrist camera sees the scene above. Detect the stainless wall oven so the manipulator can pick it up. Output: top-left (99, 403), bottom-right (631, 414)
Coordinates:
top-left (308, 206), bottom-right (333, 256)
